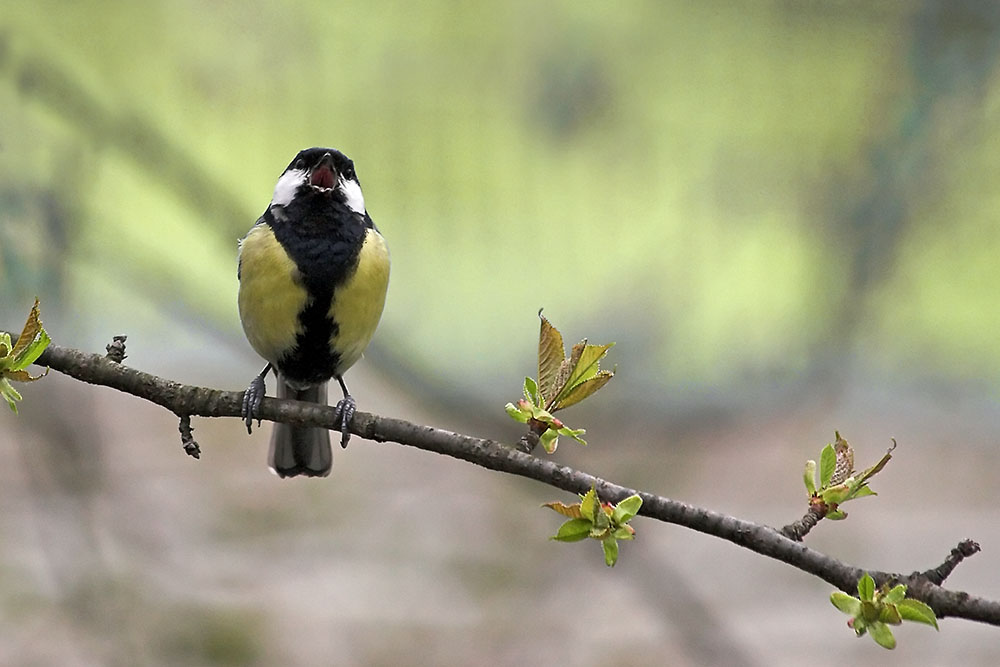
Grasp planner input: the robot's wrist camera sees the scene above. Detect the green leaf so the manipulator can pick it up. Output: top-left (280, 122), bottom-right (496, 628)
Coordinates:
top-left (611, 526), bottom-right (634, 540)
top-left (7, 298), bottom-right (50, 372)
top-left (819, 443), bottom-right (836, 488)
top-left (504, 402), bottom-right (530, 423)
top-left (896, 599), bottom-right (939, 629)
top-left (537, 312), bottom-right (566, 402)
top-left (553, 370), bottom-right (614, 410)
top-left (821, 483), bottom-right (852, 505)
top-left (854, 442), bottom-right (896, 487)
top-left (861, 600), bottom-right (880, 623)
top-left (868, 621), bottom-right (896, 649)
top-left (883, 584), bottom-right (907, 605)
top-left (543, 501), bottom-right (583, 519)
top-left (612, 495), bottom-right (643, 524)
top-left (523, 376), bottom-right (540, 405)
top-left (1, 377), bottom-right (23, 413)
top-left (552, 518), bottom-right (592, 542)
top-left (826, 509), bottom-right (847, 520)
top-left (847, 484), bottom-right (876, 501)
top-left (830, 592), bottom-right (861, 616)
top-left (553, 341), bottom-right (614, 408)
top-left (11, 326), bottom-right (50, 373)
top-left (858, 573), bottom-right (876, 602)
top-left (879, 603), bottom-right (902, 625)
top-left (591, 506), bottom-right (610, 533)
top-left (568, 342), bottom-right (614, 385)
top-left (804, 460), bottom-right (817, 496)
top-left (580, 487), bottom-right (599, 522)
top-left (0, 298), bottom-right (51, 415)
top-left (602, 537), bottom-right (619, 566)
top-left (530, 406), bottom-right (556, 423)
top-left (539, 429), bottom-right (559, 454)
top-left (5, 369), bottom-right (47, 383)
top-left (556, 425), bottom-right (587, 445)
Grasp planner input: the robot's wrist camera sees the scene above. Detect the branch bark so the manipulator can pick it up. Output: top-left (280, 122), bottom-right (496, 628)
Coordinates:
top-left (14, 336), bottom-right (1000, 628)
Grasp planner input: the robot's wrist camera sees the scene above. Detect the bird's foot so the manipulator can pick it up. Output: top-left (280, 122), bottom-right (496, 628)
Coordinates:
top-left (242, 366), bottom-right (270, 434)
top-left (333, 394), bottom-right (356, 448)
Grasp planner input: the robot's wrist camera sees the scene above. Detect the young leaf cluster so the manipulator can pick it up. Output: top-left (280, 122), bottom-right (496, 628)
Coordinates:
top-left (505, 311), bottom-right (614, 453)
top-left (830, 573), bottom-right (938, 649)
top-left (0, 298), bottom-right (50, 412)
top-left (545, 486), bottom-right (642, 566)
top-left (803, 432), bottom-right (894, 520)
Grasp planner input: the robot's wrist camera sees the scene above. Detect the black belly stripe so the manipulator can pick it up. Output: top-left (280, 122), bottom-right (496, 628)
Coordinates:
top-left (280, 287), bottom-right (341, 384)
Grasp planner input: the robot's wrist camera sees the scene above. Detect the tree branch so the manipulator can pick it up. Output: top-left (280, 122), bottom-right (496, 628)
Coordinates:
top-left (15, 336), bottom-right (1000, 627)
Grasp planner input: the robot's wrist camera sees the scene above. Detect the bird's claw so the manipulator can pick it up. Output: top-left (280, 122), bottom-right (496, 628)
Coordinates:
top-left (333, 395), bottom-right (356, 448)
top-left (242, 374), bottom-right (267, 434)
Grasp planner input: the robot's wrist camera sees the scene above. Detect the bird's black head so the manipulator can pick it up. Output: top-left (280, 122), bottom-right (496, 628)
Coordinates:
top-left (270, 147), bottom-right (366, 215)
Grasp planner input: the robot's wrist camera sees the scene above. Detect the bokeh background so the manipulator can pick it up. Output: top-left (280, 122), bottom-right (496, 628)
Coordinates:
top-left (3, 1), bottom-right (1000, 664)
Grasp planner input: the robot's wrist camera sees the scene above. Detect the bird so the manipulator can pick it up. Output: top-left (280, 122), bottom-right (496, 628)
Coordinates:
top-left (237, 147), bottom-right (389, 477)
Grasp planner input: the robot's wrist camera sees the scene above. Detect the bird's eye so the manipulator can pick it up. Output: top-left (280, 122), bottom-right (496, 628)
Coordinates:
top-left (295, 159), bottom-right (305, 169)
top-left (344, 165), bottom-right (356, 179)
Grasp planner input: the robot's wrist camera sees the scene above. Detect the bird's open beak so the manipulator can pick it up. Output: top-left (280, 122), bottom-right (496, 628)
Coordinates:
top-left (309, 152), bottom-right (337, 190)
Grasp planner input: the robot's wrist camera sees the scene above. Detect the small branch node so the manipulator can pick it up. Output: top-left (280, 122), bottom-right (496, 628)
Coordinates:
top-left (105, 335), bottom-right (128, 363)
top-left (516, 429), bottom-right (540, 454)
top-left (178, 414), bottom-right (201, 459)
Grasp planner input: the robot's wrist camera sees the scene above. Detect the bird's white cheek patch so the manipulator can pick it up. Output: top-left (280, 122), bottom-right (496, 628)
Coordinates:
top-left (339, 178), bottom-right (366, 215)
top-left (271, 169), bottom-right (307, 207)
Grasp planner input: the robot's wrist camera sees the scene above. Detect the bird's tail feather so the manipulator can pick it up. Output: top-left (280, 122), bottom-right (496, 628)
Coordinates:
top-left (268, 380), bottom-right (332, 478)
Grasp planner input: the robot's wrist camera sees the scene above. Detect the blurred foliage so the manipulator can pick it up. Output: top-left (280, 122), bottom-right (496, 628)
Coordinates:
top-left (3, 0), bottom-right (1000, 404)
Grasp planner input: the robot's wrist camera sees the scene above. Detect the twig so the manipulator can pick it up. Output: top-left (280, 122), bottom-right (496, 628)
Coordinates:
top-left (178, 414), bottom-right (200, 459)
top-left (780, 505), bottom-right (826, 541)
top-left (919, 539), bottom-right (981, 586)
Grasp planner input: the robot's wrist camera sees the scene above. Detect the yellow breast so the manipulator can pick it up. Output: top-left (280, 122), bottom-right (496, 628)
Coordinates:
top-left (329, 227), bottom-right (390, 373)
top-left (237, 223), bottom-right (307, 365)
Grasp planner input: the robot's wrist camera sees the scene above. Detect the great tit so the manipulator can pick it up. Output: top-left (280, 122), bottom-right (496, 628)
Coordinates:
top-left (238, 147), bottom-right (389, 477)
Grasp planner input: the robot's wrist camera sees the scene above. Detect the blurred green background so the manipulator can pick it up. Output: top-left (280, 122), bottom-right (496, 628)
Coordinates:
top-left (3, 1), bottom-right (1000, 665)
